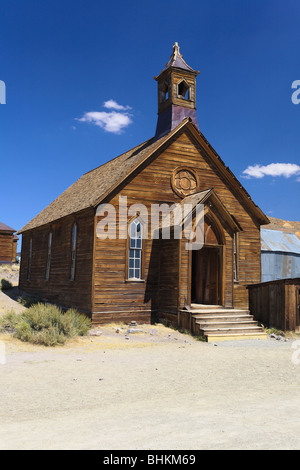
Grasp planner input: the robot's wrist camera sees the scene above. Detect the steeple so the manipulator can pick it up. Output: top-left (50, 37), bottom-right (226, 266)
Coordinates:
top-left (154, 43), bottom-right (200, 140)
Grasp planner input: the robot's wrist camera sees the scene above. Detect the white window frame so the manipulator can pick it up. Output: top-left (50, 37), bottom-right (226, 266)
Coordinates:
top-left (128, 218), bottom-right (143, 280)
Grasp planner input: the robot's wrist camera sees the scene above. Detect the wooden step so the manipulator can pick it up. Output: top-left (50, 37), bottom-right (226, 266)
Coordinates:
top-left (179, 305), bottom-right (266, 342)
top-left (191, 308), bottom-right (250, 315)
top-left (197, 320), bottom-right (258, 329)
top-left (191, 303), bottom-right (224, 310)
top-left (199, 325), bottom-right (264, 335)
top-left (205, 332), bottom-right (268, 342)
top-left (192, 314), bottom-right (254, 321)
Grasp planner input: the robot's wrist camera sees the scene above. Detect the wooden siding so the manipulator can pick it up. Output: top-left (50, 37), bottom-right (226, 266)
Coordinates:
top-left (0, 232), bottom-right (14, 263)
top-left (19, 208), bottom-right (94, 314)
top-left (93, 129), bottom-right (262, 323)
top-left (12, 239), bottom-right (18, 263)
top-left (248, 278), bottom-right (300, 332)
top-left (19, 128), bottom-right (263, 325)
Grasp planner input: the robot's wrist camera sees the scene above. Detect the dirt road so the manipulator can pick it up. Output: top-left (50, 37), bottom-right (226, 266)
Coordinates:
top-left (1, 327), bottom-right (300, 450)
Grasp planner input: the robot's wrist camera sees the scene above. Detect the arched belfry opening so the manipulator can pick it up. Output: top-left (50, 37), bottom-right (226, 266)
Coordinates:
top-left (178, 80), bottom-right (190, 100)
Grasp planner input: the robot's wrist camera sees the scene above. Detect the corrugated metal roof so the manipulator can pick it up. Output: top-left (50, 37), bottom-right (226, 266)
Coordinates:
top-left (261, 229), bottom-right (300, 254)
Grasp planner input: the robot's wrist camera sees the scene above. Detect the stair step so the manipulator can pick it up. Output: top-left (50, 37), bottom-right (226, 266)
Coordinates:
top-left (204, 332), bottom-right (268, 342)
top-left (199, 326), bottom-right (264, 334)
top-left (191, 304), bottom-right (224, 309)
top-left (180, 306), bottom-right (265, 342)
top-left (196, 321), bottom-right (258, 328)
top-left (192, 314), bottom-right (254, 321)
top-left (191, 309), bottom-right (250, 314)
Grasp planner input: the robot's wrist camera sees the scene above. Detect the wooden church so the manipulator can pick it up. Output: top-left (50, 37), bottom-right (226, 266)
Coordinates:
top-left (18, 43), bottom-right (269, 340)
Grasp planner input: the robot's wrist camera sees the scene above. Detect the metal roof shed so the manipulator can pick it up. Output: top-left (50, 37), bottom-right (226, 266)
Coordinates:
top-left (261, 229), bottom-right (300, 282)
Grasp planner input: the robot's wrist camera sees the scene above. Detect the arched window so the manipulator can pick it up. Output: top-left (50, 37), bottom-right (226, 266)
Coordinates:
top-left (27, 235), bottom-right (32, 281)
top-left (70, 223), bottom-right (77, 281)
top-left (233, 232), bottom-right (239, 282)
top-left (128, 218), bottom-right (143, 280)
top-left (45, 230), bottom-right (52, 281)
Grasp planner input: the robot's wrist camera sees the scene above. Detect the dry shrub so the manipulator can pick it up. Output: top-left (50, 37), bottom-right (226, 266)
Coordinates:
top-left (0, 303), bottom-right (91, 346)
top-left (0, 279), bottom-right (13, 291)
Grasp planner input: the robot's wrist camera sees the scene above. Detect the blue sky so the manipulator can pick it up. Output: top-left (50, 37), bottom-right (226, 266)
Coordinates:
top-left (1, 0), bottom-right (300, 250)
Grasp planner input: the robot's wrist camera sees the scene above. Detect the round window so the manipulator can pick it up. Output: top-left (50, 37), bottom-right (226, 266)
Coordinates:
top-left (171, 167), bottom-right (199, 198)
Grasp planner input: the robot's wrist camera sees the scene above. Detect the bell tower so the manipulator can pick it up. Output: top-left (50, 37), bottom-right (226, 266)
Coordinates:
top-left (154, 43), bottom-right (200, 139)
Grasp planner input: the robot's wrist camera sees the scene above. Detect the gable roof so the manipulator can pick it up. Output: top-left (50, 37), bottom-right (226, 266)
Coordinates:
top-left (161, 189), bottom-right (241, 232)
top-left (18, 118), bottom-right (269, 234)
top-left (0, 222), bottom-right (16, 233)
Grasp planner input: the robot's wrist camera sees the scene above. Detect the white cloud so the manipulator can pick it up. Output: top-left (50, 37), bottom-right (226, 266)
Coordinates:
top-left (77, 100), bottom-right (133, 134)
top-left (78, 111), bottom-right (132, 134)
top-left (242, 163), bottom-right (300, 180)
top-left (103, 99), bottom-right (132, 111)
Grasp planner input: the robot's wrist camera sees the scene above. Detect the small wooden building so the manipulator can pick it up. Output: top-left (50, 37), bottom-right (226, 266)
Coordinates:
top-left (261, 217), bottom-right (300, 282)
top-left (0, 222), bottom-right (18, 264)
top-left (248, 278), bottom-right (300, 333)
top-left (18, 44), bottom-right (269, 338)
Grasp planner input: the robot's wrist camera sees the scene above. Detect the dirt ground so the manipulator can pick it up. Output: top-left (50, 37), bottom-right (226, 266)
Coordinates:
top-left (0, 265), bottom-right (25, 315)
top-left (0, 284), bottom-right (300, 450)
top-left (1, 322), bottom-right (300, 450)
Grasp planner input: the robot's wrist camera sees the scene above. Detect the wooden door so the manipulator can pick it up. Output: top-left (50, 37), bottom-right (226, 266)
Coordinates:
top-left (296, 286), bottom-right (300, 333)
top-left (192, 247), bottom-right (220, 305)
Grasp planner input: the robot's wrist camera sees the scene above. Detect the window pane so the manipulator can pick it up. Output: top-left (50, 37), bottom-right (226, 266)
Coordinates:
top-left (129, 268), bottom-right (134, 279)
top-left (27, 237), bottom-right (32, 280)
top-left (134, 268), bottom-right (140, 279)
top-left (46, 232), bottom-right (52, 280)
top-left (72, 224), bottom-right (77, 249)
top-left (130, 222), bottom-right (136, 238)
top-left (130, 238), bottom-right (136, 249)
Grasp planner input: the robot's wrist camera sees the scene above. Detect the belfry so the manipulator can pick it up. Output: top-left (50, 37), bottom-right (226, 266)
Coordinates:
top-left (154, 42), bottom-right (200, 139)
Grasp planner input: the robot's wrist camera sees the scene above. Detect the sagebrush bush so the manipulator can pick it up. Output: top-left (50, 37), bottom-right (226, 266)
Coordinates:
top-left (0, 279), bottom-right (13, 291)
top-left (0, 303), bottom-right (91, 346)
top-left (0, 310), bottom-right (20, 331)
top-left (17, 294), bottom-right (40, 308)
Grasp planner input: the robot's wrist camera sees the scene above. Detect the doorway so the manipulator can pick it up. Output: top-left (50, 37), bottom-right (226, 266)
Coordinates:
top-left (190, 213), bottom-right (224, 306)
top-left (191, 246), bottom-right (222, 305)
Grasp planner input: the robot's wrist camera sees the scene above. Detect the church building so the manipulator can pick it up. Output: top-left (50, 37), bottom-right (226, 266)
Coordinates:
top-left (18, 44), bottom-right (269, 341)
